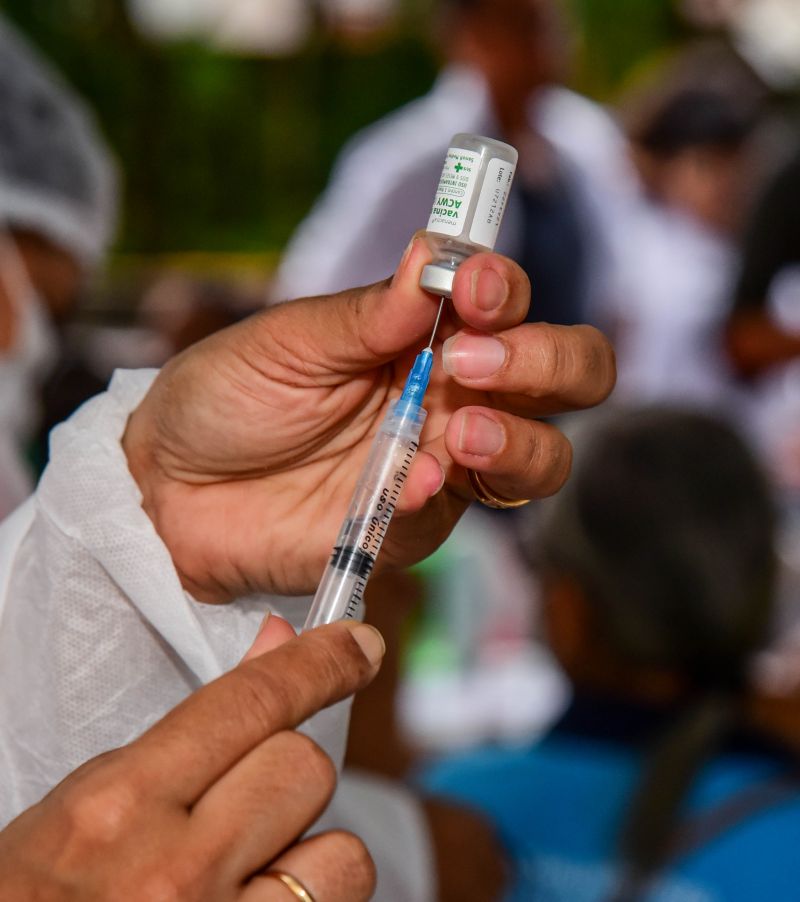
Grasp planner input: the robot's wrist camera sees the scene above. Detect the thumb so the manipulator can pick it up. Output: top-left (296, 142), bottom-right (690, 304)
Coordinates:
top-left (270, 233), bottom-right (440, 376)
top-left (241, 611), bottom-right (297, 662)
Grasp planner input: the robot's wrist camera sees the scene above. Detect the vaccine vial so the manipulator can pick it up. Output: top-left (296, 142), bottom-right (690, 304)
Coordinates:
top-left (420, 133), bottom-right (518, 299)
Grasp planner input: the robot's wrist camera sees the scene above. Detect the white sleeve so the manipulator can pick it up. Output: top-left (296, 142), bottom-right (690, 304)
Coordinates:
top-left (0, 369), bottom-right (434, 901)
top-left (0, 369), bottom-right (334, 822)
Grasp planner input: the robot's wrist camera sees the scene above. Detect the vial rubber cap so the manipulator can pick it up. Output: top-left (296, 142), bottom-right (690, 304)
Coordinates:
top-left (420, 263), bottom-right (454, 299)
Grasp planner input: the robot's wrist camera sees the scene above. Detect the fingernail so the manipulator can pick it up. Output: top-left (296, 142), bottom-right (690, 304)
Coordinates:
top-left (351, 624), bottom-right (386, 667)
top-left (242, 610), bottom-right (271, 661)
top-left (472, 268), bottom-right (508, 311)
top-left (458, 411), bottom-right (504, 456)
top-left (443, 333), bottom-right (506, 379)
top-left (392, 236), bottom-right (417, 283)
top-left (429, 460), bottom-right (446, 496)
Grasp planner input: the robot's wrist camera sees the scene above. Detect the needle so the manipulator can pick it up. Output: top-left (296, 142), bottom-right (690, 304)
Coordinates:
top-left (426, 297), bottom-right (446, 350)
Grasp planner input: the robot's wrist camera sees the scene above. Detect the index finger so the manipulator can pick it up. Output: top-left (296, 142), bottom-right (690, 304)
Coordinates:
top-left (448, 251), bottom-right (531, 333)
top-left (128, 622), bottom-right (385, 805)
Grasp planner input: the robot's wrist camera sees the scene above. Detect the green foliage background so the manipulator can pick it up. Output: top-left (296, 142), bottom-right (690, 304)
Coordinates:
top-left (1, 0), bottom-right (683, 255)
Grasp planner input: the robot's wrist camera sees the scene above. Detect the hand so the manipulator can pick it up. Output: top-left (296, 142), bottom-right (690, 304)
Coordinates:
top-left (124, 236), bottom-right (615, 601)
top-left (0, 619), bottom-right (384, 901)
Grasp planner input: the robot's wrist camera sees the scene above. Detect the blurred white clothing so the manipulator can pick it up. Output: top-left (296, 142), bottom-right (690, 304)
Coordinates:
top-left (605, 200), bottom-right (741, 409)
top-left (0, 234), bottom-right (59, 519)
top-left (272, 64), bottom-right (634, 309)
top-left (0, 15), bottom-right (118, 267)
top-left (400, 505), bottom-right (568, 751)
top-left (0, 440), bottom-right (30, 519)
top-left (0, 369), bottom-right (433, 901)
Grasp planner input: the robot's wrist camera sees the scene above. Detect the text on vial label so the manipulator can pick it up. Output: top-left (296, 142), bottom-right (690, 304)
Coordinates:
top-left (426, 148), bottom-right (481, 237)
top-left (469, 157), bottom-right (516, 248)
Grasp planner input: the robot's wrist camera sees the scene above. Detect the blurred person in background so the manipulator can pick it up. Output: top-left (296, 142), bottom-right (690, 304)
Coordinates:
top-left (728, 145), bottom-right (800, 377)
top-left (272, 0), bottom-right (634, 328)
top-left (725, 143), bottom-right (800, 489)
top-left (602, 86), bottom-right (758, 409)
top-left (138, 273), bottom-right (250, 358)
top-left (422, 408), bottom-right (800, 901)
top-left (273, 0), bottom-right (632, 759)
top-left (0, 14), bottom-right (117, 517)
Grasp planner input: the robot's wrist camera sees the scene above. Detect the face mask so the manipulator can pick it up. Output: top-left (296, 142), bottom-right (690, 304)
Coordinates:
top-left (0, 231), bottom-right (59, 442)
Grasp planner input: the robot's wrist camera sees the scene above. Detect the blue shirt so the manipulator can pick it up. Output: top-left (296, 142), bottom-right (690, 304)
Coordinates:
top-left (420, 694), bottom-right (800, 901)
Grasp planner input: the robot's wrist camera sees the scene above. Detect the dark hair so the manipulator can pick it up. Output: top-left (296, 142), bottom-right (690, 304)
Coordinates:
top-left (536, 407), bottom-right (777, 899)
top-left (633, 89), bottom-right (756, 157)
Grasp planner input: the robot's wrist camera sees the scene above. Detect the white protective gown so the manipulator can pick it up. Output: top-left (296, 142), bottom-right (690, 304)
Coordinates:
top-left (0, 369), bottom-right (434, 902)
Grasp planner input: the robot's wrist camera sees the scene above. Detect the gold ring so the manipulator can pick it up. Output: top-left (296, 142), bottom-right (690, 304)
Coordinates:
top-left (467, 469), bottom-right (531, 510)
top-left (262, 869), bottom-right (316, 902)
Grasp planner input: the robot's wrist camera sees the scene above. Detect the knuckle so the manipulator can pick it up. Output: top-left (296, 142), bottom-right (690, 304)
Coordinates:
top-left (525, 426), bottom-right (572, 498)
top-left (279, 730), bottom-right (337, 795)
top-left (137, 874), bottom-right (181, 902)
top-left (59, 766), bottom-right (140, 847)
top-left (532, 324), bottom-right (617, 405)
top-left (134, 848), bottom-right (211, 902)
top-left (577, 325), bottom-right (617, 401)
top-left (522, 423), bottom-right (545, 476)
top-left (349, 283), bottom-right (386, 360)
top-left (533, 327), bottom-right (564, 396)
top-left (508, 258), bottom-right (531, 300)
top-left (545, 432), bottom-right (573, 495)
top-left (559, 435), bottom-right (574, 483)
top-left (136, 867), bottom-right (195, 902)
top-left (330, 830), bottom-right (377, 899)
top-left (229, 665), bottom-right (291, 733)
top-left (308, 625), bottom-right (375, 688)
top-left (233, 628), bottom-right (371, 734)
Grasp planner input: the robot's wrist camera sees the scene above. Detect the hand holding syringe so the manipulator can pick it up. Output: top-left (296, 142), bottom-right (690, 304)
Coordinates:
top-left (304, 310), bottom-right (443, 629)
top-left (304, 134), bottom-right (518, 630)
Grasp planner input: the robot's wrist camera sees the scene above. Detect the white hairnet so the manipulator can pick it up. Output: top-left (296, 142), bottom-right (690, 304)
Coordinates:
top-left (0, 14), bottom-right (118, 267)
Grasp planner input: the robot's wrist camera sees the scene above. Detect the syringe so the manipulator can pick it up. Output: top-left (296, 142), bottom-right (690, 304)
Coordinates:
top-left (303, 132), bottom-right (517, 629)
top-left (303, 304), bottom-right (444, 630)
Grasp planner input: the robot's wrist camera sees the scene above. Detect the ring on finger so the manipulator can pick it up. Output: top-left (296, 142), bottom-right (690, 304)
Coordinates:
top-left (261, 869), bottom-right (316, 902)
top-left (467, 469), bottom-right (531, 510)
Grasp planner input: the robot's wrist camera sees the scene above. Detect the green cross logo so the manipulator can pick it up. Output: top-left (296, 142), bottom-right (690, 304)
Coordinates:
top-left (454, 162), bottom-right (463, 173)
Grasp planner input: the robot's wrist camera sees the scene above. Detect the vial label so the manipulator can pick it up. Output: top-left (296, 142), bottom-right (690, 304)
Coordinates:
top-left (426, 147), bottom-right (480, 237)
top-left (469, 157), bottom-right (516, 249)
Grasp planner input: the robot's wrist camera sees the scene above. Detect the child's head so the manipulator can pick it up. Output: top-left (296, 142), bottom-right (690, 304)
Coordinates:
top-left (536, 407), bottom-right (776, 697)
top-left (534, 407), bottom-right (778, 895)
top-left (629, 89), bottom-right (756, 232)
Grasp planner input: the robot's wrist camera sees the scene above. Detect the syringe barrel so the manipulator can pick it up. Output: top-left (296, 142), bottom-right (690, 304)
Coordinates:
top-left (303, 398), bottom-right (427, 630)
top-left (420, 133), bottom-right (518, 299)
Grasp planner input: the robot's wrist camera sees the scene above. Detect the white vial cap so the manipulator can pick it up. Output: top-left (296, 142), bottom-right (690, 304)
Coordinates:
top-left (419, 262), bottom-right (455, 298)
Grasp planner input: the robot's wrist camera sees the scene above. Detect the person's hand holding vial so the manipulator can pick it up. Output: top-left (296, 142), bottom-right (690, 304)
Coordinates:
top-left (123, 237), bottom-right (615, 604)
